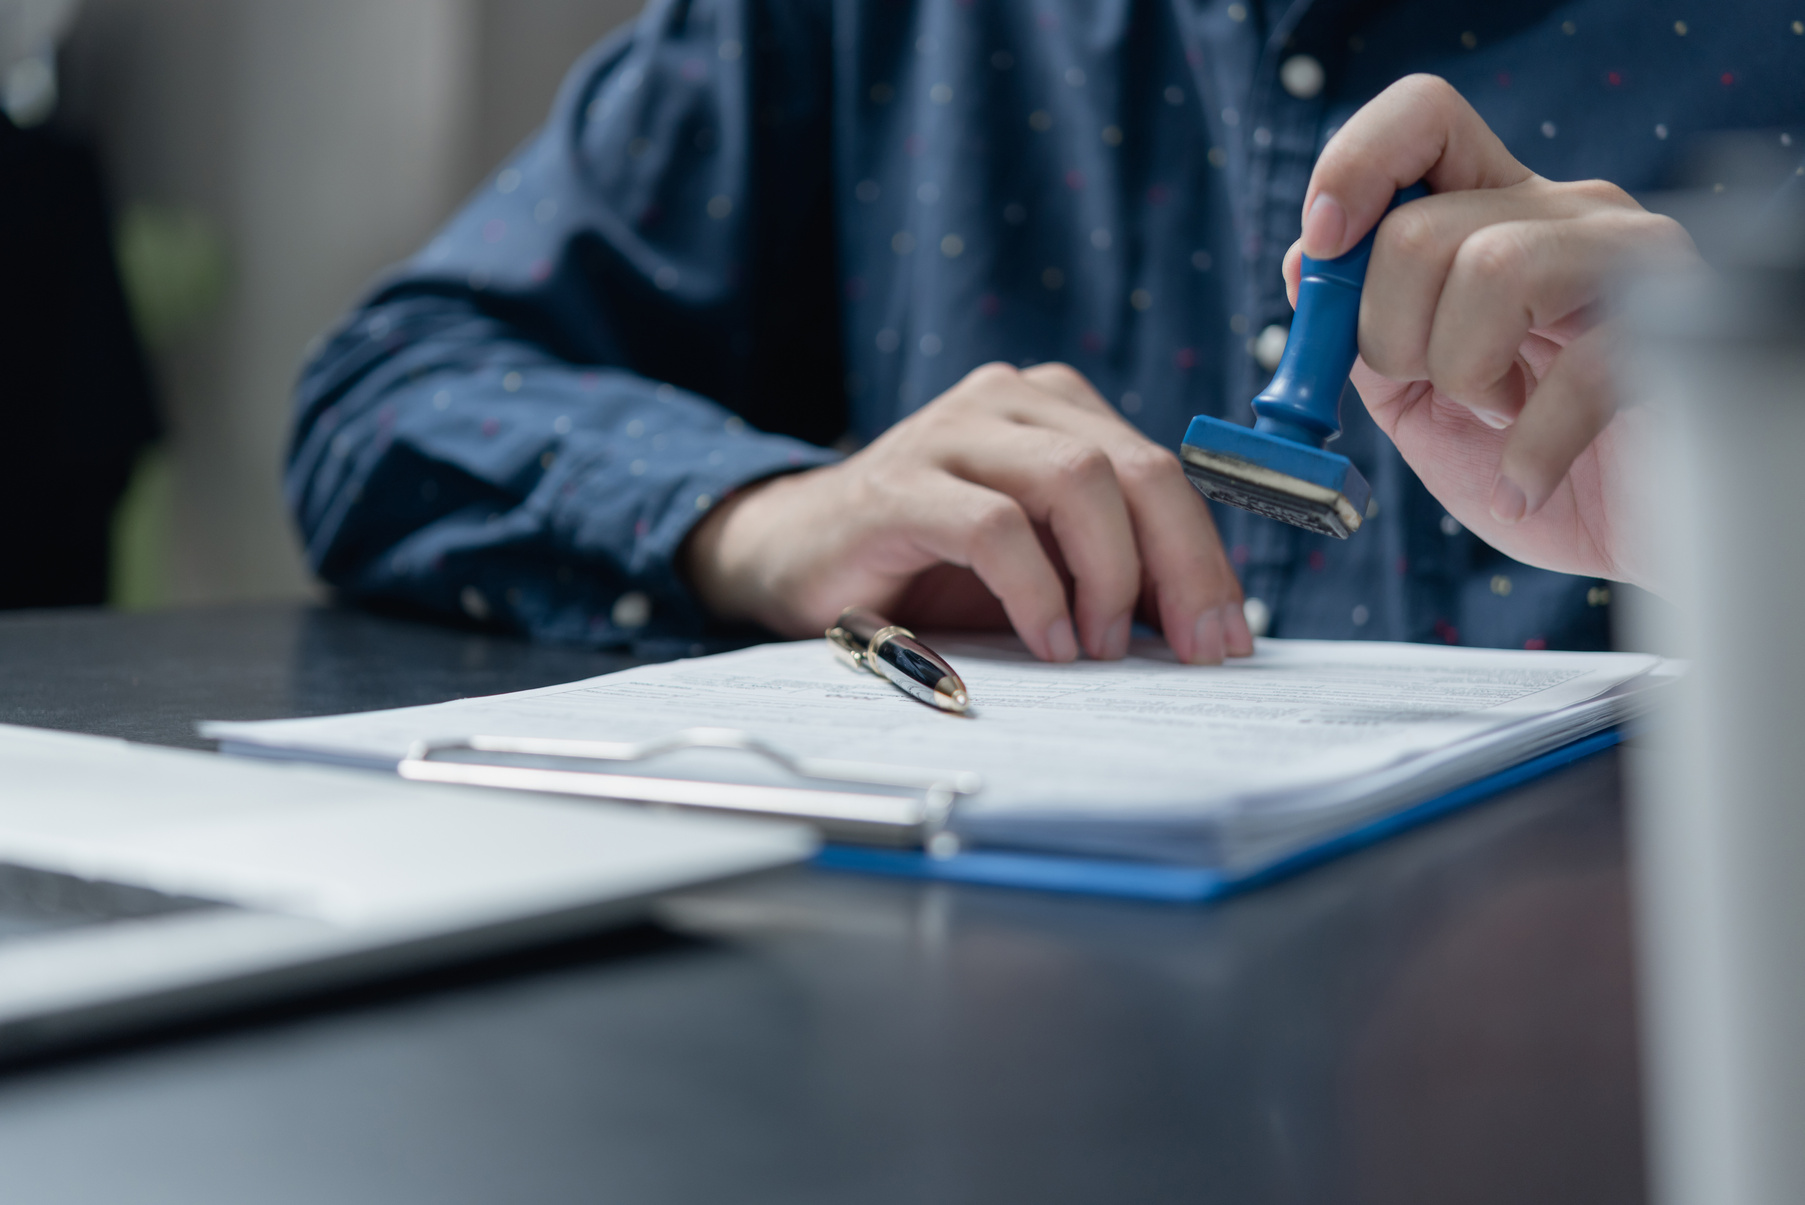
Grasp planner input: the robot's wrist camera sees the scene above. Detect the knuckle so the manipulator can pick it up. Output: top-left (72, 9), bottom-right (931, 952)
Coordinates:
top-left (1023, 360), bottom-right (1084, 389)
top-left (932, 364), bottom-right (1015, 417)
top-left (1454, 225), bottom-right (1528, 289)
top-left (1378, 205), bottom-right (1441, 263)
top-left (1115, 442), bottom-right (1180, 489)
top-left (968, 497), bottom-right (1029, 548)
top-left (1566, 177), bottom-right (1632, 210)
top-left (1024, 361), bottom-right (1109, 410)
top-left (1047, 440), bottom-right (1113, 487)
top-left (961, 361), bottom-right (1020, 394)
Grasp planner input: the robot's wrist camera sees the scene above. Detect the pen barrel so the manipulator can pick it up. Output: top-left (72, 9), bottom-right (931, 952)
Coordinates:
top-left (870, 632), bottom-right (967, 712)
top-left (835, 606), bottom-right (890, 648)
top-left (830, 606), bottom-right (969, 712)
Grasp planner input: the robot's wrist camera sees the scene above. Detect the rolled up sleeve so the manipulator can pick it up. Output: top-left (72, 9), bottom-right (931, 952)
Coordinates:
top-left (286, 0), bottom-right (843, 649)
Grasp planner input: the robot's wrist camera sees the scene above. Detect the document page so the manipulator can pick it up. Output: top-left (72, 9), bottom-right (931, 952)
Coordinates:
top-left (205, 637), bottom-right (1657, 840)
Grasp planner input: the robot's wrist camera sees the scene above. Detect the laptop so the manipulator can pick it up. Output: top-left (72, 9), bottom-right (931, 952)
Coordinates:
top-left (0, 723), bottom-right (816, 1057)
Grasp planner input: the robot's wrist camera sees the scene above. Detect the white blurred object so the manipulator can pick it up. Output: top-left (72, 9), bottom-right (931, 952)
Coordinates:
top-left (1253, 322), bottom-right (1288, 371)
top-left (1242, 595), bottom-right (1270, 637)
top-left (1624, 254), bottom-right (1805, 1205)
top-left (1279, 53), bottom-right (1323, 100)
top-left (0, 0), bottom-right (78, 126)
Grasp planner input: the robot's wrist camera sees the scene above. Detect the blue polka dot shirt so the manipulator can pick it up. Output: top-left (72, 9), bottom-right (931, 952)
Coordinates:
top-left (288, 0), bottom-right (1805, 653)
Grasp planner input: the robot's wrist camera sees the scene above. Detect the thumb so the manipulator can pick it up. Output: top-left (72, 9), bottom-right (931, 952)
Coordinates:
top-left (1301, 74), bottom-right (1532, 259)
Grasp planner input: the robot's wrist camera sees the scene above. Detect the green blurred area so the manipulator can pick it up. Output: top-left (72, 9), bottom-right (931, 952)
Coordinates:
top-left (109, 448), bottom-right (173, 611)
top-left (107, 203), bottom-right (231, 610)
top-left (115, 204), bottom-right (231, 350)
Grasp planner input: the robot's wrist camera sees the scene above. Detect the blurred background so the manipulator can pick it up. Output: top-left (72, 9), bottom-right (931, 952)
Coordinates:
top-left (16, 0), bottom-right (640, 610)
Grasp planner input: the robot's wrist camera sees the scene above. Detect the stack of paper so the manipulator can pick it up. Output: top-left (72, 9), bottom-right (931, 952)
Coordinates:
top-left (203, 637), bottom-right (1667, 874)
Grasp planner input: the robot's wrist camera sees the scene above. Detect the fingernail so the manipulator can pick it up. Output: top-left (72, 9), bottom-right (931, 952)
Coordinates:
top-left (1190, 609), bottom-right (1225, 665)
top-left (1222, 604), bottom-right (1254, 657)
top-left (1490, 475), bottom-right (1528, 524)
top-left (1046, 617), bottom-right (1079, 662)
top-left (1102, 613), bottom-right (1132, 660)
top-left (1302, 193), bottom-right (1347, 257)
top-left (1475, 408), bottom-right (1514, 430)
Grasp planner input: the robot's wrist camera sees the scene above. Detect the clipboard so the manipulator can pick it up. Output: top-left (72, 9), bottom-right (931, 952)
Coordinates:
top-left (815, 728), bottom-right (1625, 902)
top-left (393, 724), bottom-right (1624, 904)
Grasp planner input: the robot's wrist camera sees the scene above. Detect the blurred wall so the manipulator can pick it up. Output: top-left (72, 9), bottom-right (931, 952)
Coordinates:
top-left (468, 0), bottom-right (637, 186)
top-left (57, 0), bottom-right (639, 608)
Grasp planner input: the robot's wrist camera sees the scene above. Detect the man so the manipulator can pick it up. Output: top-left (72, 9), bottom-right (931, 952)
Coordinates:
top-left (288, 1), bottom-right (1801, 660)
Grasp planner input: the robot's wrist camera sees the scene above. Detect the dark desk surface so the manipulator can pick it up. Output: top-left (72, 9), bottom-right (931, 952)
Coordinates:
top-left (0, 604), bottom-right (1645, 1205)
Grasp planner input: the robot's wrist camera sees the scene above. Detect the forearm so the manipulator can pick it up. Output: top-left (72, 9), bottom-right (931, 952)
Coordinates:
top-left (289, 293), bottom-right (837, 645)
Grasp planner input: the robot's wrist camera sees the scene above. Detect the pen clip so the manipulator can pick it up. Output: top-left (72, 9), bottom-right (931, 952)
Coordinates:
top-left (825, 623), bottom-right (871, 673)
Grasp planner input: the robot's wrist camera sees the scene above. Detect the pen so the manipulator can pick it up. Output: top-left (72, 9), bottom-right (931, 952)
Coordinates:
top-left (826, 606), bottom-right (971, 714)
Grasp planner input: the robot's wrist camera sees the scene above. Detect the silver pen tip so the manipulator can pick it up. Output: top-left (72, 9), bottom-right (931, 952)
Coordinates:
top-left (935, 677), bottom-right (970, 712)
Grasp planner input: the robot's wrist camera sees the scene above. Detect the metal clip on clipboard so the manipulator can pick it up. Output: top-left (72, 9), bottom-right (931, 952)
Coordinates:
top-left (398, 727), bottom-right (982, 850)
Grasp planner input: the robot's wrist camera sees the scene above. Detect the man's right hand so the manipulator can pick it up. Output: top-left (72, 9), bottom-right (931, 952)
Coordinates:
top-left (1288, 75), bottom-right (1697, 590)
top-left (681, 362), bottom-right (1252, 664)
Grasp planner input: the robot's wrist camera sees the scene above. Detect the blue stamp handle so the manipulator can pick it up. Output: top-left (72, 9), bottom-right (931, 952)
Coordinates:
top-left (1250, 183), bottom-right (1430, 448)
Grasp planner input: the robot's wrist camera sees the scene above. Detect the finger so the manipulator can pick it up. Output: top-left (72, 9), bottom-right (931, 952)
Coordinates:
top-left (904, 475), bottom-right (1078, 662)
top-left (1357, 185), bottom-right (1589, 383)
top-left (1426, 209), bottom-right (1693, 425)
top-left (1118, 446), bottom-right (1251, 664)
top-left (957, 361), bottom-right (1250, 663)
top-left (942, 422), bottom-right (1141, 660)
top-left (1358, 182), bottom-right (1649, 385)
top-left (1019, 400), bottom-right (1250, 664)
top-left (1489, 323), bottom-right (1617, 524)
top-left (956, 363), bottom-right (1141, 657)
top-left (1302, 74), bottom-right (1530, 259)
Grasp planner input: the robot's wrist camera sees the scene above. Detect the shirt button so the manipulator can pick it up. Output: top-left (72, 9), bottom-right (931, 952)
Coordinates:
top-left (1243, 597), bottom-right (1271, 637)
top-left (1280, 54), bottom-right (1324, 99)
top-left (1254, 323), bottom-right (1288, 370)
top-left (612, 591), bottom-right (653, 629)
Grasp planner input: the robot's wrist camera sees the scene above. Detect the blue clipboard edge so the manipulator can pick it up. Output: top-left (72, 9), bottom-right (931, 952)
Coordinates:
top-left (811, 727), bottom-right (1625, 903)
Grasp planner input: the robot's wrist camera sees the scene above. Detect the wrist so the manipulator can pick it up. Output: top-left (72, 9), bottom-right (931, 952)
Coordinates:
top-left (678, 475), bottom-right (784, 626)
